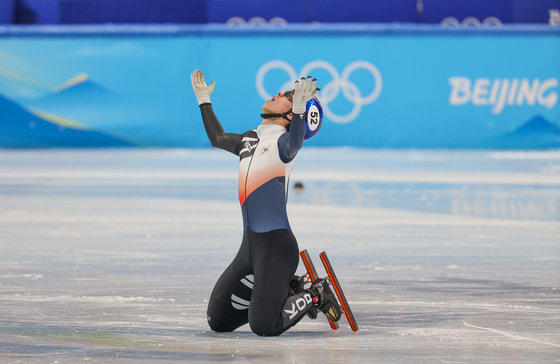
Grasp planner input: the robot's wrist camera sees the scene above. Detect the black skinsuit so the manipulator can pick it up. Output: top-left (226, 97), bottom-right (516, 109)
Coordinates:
top-left (199, 103), bottom-right (314, 336)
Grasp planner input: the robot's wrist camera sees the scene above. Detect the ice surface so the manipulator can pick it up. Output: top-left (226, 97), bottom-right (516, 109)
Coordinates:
top-left (0, 148), bottom-right (559, 363)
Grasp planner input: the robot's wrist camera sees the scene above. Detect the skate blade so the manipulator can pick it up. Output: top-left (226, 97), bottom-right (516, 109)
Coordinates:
top-left (319, 251), bottom-right (359, 332)
top-left (300, 250), bottom-right (339, 330)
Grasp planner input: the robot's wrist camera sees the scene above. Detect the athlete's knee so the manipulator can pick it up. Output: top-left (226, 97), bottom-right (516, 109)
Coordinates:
top-left (207, 303), bottom-right (241, 333)
top-left (249, 319), bottom-right (282, 337)
top-left (207, 314), bottom-right (237, 332)
top-left (208, 321), bottom-right (232, 333)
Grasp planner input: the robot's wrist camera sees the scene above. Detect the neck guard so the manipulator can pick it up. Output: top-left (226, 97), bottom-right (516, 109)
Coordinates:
top-left (260, 110), bottom-right (292, 122)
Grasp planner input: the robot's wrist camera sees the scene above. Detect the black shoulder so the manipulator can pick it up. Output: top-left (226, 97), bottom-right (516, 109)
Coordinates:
top-left (238, 130), bottom-right (259, 159)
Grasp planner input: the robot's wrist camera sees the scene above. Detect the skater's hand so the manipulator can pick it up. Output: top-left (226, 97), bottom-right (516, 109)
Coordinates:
top-left (292, 76), bottom-right (319, 115)
top-left (191, 69), bottom-right (215, 105)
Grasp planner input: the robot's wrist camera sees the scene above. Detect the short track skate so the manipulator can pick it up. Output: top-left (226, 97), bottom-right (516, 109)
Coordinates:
top-left (300, 250), bottom-right (359, 332)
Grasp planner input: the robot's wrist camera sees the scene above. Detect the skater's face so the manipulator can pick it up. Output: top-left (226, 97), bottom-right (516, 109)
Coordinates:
top-left (262, 90), bottom-right (293, 118)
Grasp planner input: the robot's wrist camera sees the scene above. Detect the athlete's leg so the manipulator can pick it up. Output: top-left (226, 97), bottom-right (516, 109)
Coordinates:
top-left (206, 231), bottom-right (253, 332)
top-left (248, 229), bottom-right (315, 336)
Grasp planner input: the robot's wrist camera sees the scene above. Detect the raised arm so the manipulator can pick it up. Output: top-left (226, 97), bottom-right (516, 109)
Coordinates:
top-left (199, 103), bottom-right (242, 154)
top-left (278, 77), bottom-right (320, 163)
top-left (191, 69), bottom-right (242, 155)
top-left (278, 112), bottom-right (305, 163)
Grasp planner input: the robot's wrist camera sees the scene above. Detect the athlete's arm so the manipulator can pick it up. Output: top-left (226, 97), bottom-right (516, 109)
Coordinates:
top-left (191, 69), bottom-right (242, 154)
top-left (199, 103), bottom-right (242, 154)
top-left (278, 76), bottom-right (320, 163)
top-left (278, 112), bottom-right (305, 163)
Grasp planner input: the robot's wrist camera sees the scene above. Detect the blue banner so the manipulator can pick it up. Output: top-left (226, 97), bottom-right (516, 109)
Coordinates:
top-left (0, 25), bottom-right (559, 148)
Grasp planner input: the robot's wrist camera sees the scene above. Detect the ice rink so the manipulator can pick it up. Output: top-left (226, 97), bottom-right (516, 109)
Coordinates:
top-left (1, 148), bottom-right (559, 363)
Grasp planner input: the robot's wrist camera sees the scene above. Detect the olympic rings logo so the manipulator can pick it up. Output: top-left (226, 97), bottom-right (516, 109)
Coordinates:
top-left (256, 60), bottom-right (382, 124)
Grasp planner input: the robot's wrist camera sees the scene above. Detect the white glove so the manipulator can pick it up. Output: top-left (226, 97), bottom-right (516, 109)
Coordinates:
top-left (292, 76), bottom-right (319, 115)
top-left (190, 69), bottom-right (215, 105)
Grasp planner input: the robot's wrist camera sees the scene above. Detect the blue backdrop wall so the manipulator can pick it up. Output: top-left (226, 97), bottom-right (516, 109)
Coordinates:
top-left (0, 25), bottom-right (559, 148)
